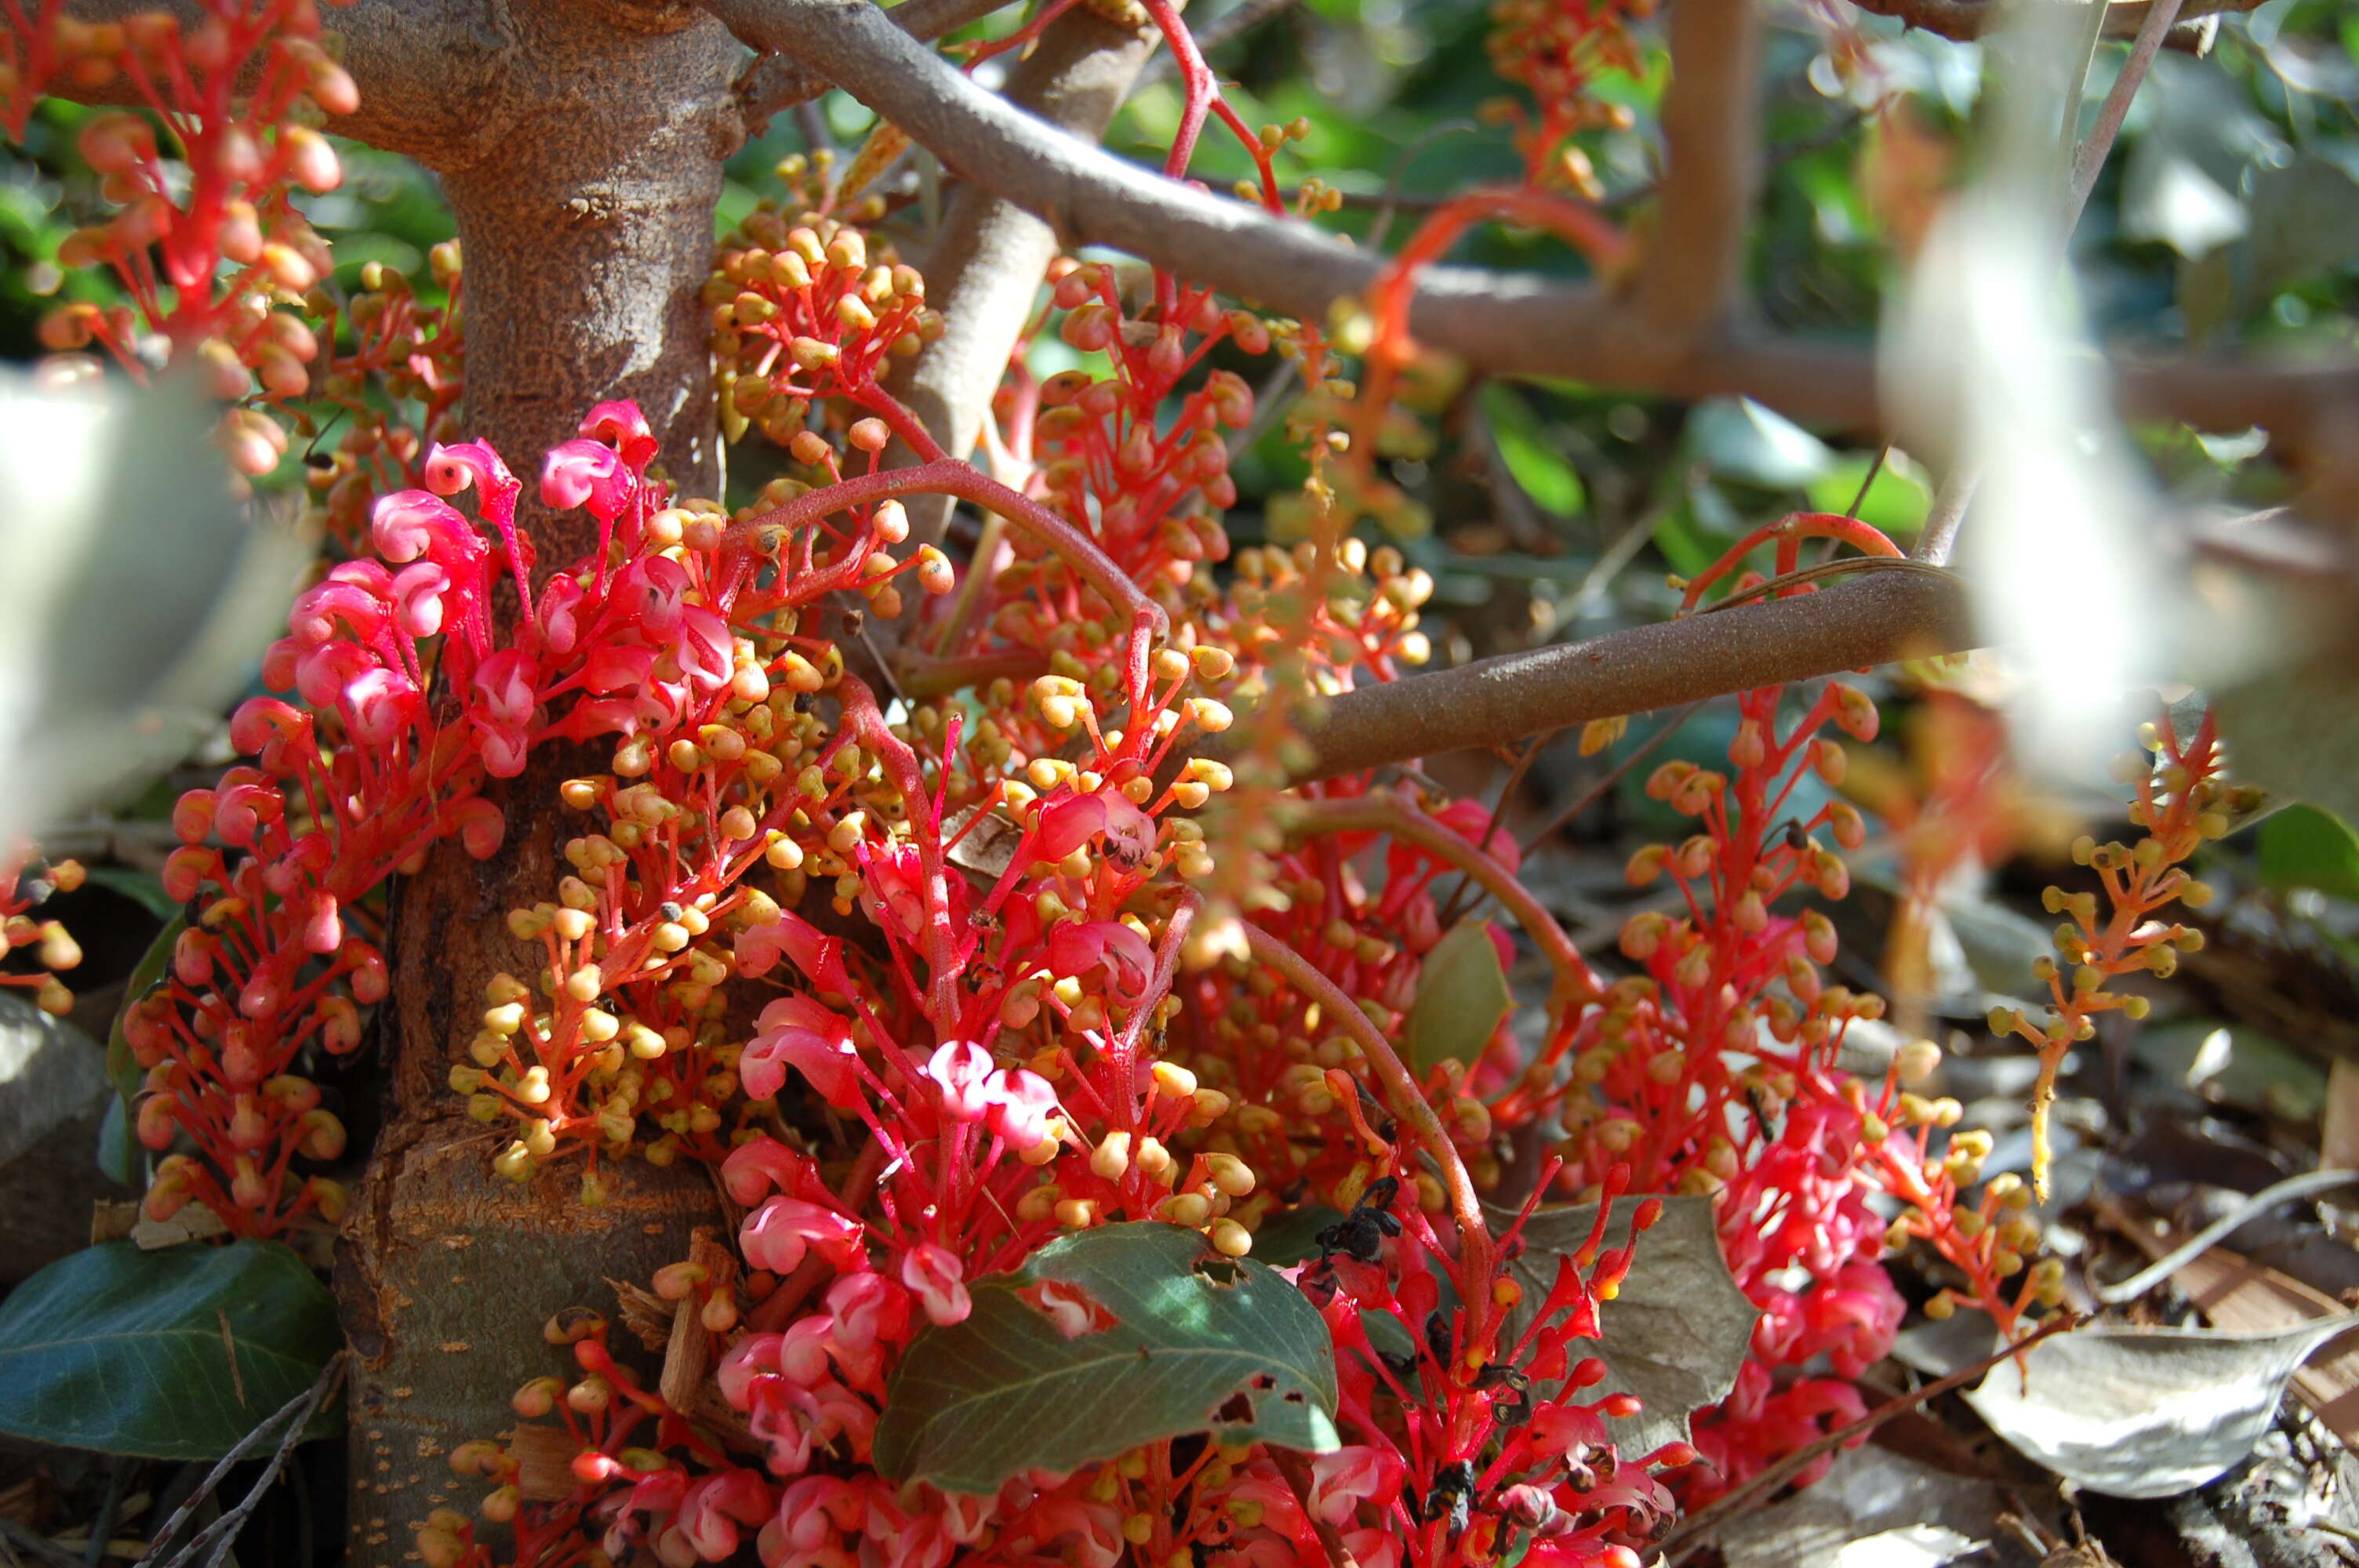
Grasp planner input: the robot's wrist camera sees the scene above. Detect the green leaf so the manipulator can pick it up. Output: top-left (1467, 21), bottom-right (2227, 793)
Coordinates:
top-left (96, 1095), bottom-right (139, 1188)
top-left (80, 866), bottom-right (180, 922)
top-left (1806, 454), bottom-right (1932, 538)
top-left (107, 913), bottom-right (182, 1107)
top-left (874, 1222), bottom-right (1339, 1494)
top-left (2258, 804), bottom-right (2359, 902)
top-left (0, 1240), bottom-right (343, 1458)
top-left (1405, 919), bottom-right (1513, 1076)
top-left (1682, 397), bottom-right (1833, 489)
top-left (1479, 383), bottom-right (1584, 516)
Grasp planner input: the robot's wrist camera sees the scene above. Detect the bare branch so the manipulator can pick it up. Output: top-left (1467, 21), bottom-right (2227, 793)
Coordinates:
top-left (885, 5), bottom-right (1155, 538)
top-left (734, 0), bottom-right (1014, 135)
top-left (1241, 570), bottom-right (1972, 784)
top-left (694, 0), bottom-right (2359, 442)
top-left (1634, 0), bottom-right (1761, 342)
top-left (1845, 0), bottom-right (2254, 50)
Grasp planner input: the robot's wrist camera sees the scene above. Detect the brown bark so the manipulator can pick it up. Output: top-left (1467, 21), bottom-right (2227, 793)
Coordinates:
top-left (335, 8), bottom-right (743, 1563)
top-left (883, 5), bottom-right (1155, 548)
top-left (1254, 571), bottom-right (1973, 784)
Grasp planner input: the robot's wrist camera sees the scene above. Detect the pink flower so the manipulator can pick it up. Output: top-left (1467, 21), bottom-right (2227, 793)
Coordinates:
top-left (720, 1136), bottom-right (817, 1204)
top-left (740, 1196), bottom-right (864, 1276)
top-left (1034, 792), bottom-right (1107, 862)
top-left (1046, 920), bottom-right (1154, 1006)
top-left (900, 1241), bottom-right (970, 1326)
top-left (667, 1470), bottom-right (772, 1565)
top-left (737, 912), bottom-right (854, 996)
top-left (742, 998), bottom-right (861, 1109)
top-left (1434, 796), bottom-right (1522, 873)
top-left (760, 1477), bottom-right (864, 1568)
top-left (825, 1272), bottom-right (910, 1356)
top-left (1308, 1446), bottom-right (1405, 1526)
top-left (541, 437), bottom-right (631, 517)
top-left (987, 1067), bottom-right (1060, 1150)
top-left (925, 1040), bottom-right (996, 1122)
top-left (580, 399), bottom-right (660, 467)
top-left (471, 647), bottom-right (538, 727)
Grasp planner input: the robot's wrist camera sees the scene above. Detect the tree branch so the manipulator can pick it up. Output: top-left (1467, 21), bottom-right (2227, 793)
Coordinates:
top-left (884, 4), bottom-right (1154, 539)
top-left (1241, 570), bottom-right (1973, 784)
top-left (1846, 0), bottom-right (2255, 52)
top-left (695, 0), bottom-right (2359, 443)
top-left (1634, 0), bottom-right (1760, 342)
top-left (733, 0), bottom-right (1014, 134)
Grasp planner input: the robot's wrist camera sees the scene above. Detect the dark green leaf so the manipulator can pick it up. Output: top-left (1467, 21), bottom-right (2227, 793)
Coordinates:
top-left (80, 866), bottom-right (181, 922)
top-left (874, 1222), bottom-right (1338, 1494)
top-left (107, 913), bottom-right (181, 1108)
top-left (0, 1240), bottom-right (343, 1458)
top-left (96, 1095), bottom-right (138, 1188)
top-left (2257, 804), bottom-right (2359, 902)
top-left (1479, 383), bottom-right (1584, 516)
top-left (1495, 1195), bottom-right (1757, 1453)
top-left (1682, 397), bottom-right (1832, 489)
top-left (1405, 919), bottom-right (1512, 1076)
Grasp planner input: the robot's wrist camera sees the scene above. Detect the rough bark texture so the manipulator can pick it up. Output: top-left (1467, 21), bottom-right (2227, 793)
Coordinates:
top-left (333, 7), bottom-right (743, 1561)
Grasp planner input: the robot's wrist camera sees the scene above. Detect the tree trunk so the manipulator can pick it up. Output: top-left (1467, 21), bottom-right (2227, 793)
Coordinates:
top-left (334, 7), bottom-right (741, 1562)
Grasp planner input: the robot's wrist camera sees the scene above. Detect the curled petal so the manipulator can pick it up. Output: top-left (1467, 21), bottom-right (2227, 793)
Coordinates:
top-left (1034, 793), bottom-right (1107, 863)
top-left (743, 1011), bottom-right (861, 1110)
top-left (736, 912), bottom-right (852, 996)
top-left (371, 488), bottom-right (473, 565)
top-left (580, 399), bottom-right (659, 467)
top-left (542, 437), bottom-right (631, 517)
top-left (740, 1196), bottom-right (863, 1276)
top-left (925, 1040), bottom-right (996, 1122)
top-left (720, 1136), bottom-right (816, 1206)
top-left (900, 1242), bottom-right (969, 1327)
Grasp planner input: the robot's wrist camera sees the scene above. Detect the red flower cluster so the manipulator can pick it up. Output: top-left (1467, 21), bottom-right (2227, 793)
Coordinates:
top-left (21, 0), bottom-right (354, 478)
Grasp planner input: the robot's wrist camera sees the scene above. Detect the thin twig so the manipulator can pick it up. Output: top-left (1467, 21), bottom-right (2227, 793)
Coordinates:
top-left (2091, 1168), bottom-right (2359, 1305)
top-left (0, 1523), bottom-right (81, 1568)
top-left (1239, 920), bottom-right (1494, 1264)
top-left (80, 1465), bottom-right (125, 1568)
top-left (698, 0), bottom-right (2359, 442)
top-left (1434, 735), bottom-right (1546, 928)
top-left (2063, 0), bottom-right (2186, 232)
top-left (1659, 1312), bottom-right (2082, 1557)
top-left (1697, 554), bottom-right (1957, 615)
top-left (1518, 699), bottom-right (1707, 853)
top-left (145, 1352), bottom-right (347, 1568)
top-left (1132, 0), bottom-right (1299, 86)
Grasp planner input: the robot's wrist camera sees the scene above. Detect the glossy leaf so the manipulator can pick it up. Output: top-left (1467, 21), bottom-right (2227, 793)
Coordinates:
top-left (1805, 453), bottom-right (1931, 539)
top-left (2257, 804), bottom-right (2359, 902)
top-left (106, 913), bottom-right (182, 1109)
top-left (1405, 919), bottom-right (1513, 1076)
top-left (1479, 383), bottom-right (1584, 516)
top-left (0, 1239), bottom-right (343, 1458)
top-left (874, 1222), bottom-right (1339, 1494)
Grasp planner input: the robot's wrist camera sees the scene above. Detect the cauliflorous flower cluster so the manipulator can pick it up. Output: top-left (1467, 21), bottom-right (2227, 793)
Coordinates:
top-left (20, 0), bottom-right (354, 479)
